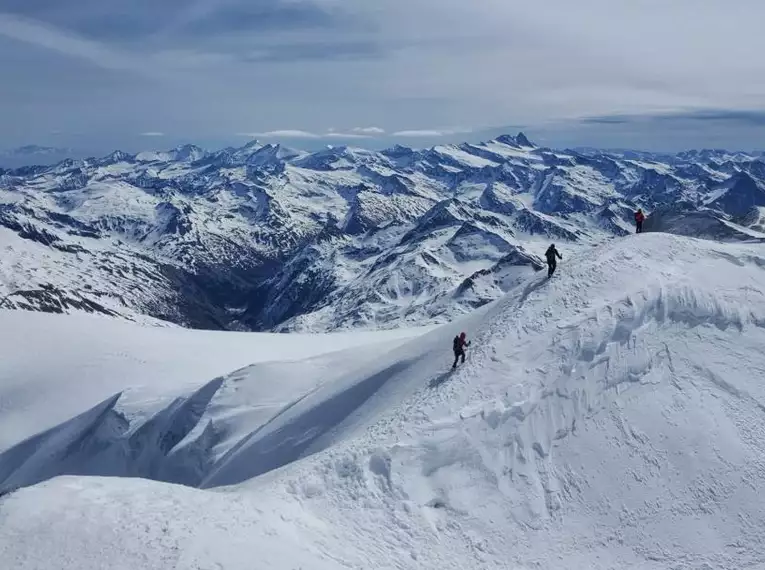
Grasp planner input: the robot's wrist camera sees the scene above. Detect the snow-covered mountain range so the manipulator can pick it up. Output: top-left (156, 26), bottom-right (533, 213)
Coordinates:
top-left (2, 134), bottom-right (764, 332)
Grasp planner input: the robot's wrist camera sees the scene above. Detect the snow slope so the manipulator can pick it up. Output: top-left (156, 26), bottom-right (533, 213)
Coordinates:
top-left (3, 232), bottom-right (765, 569)
top-left (0, 310), bottom-right (429, 458)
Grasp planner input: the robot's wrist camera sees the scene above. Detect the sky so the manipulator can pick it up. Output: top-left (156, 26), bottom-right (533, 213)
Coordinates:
top-left (1, 0), bottom-right (764, 155)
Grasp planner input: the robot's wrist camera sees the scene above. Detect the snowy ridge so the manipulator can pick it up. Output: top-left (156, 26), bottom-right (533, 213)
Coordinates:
top-left (2, 232), bottom-right (765, 569)
top-left (2, 134), bottom-right (765, 332)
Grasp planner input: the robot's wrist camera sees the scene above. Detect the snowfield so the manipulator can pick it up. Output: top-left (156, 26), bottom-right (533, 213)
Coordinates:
top-left (0, 310), bottom-right (429, 454)
top-left (2, 232), bottom-right (765, 569)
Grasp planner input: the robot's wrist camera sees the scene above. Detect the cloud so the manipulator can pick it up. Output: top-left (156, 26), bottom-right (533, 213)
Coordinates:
top-left (533, 107), bottom-right (765, 152)
top-left (656, 109), bottom-right (765, 126)
top-left (580, 115), bottom-right (632, 125)
top-left (581, 108), bottom-right (765, 128)
top-left (242, 130), bottom-right (320, 139)
top-left (392, 130), bottom-right (450, 137)
top-left (392, 128), bottom-right (472, 137)
top-left (0, 13), bottom-right (145, 73)
top-left (325, 132), bottom-right (372, 139)
top-left (2, 1), bottom-right (765, 151)
top-left (0, 0), bottom-right (348, 44)
top-left (241, 41), bottom-right (382, 63)
top-left (240, 128), bottom-right (383, 139)
top-left (140, 132), bottom-right (165, 137)
top-left (0, 0), bottom-right (181, 42)
top-left (177, 2), bottom-right (344, 36)
top-left (351, 127), bottom-right (385, 134)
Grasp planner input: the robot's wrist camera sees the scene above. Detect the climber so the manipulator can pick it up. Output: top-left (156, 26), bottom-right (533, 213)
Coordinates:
top-left (452, 332), bottom-right (470, 369)
top-left (634, 208), bottom-right (645, 233)
top-left (545, 244), bottom-right (562, 278)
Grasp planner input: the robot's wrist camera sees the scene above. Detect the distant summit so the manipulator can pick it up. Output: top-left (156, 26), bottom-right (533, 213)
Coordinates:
top-left (515, 132), bottom-right (534, 147)
top-left (495, 132), bottom-right (535, 148)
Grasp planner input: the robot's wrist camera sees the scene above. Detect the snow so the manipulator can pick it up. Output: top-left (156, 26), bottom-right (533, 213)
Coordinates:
top-left (54, 181), bottom-right (159, 224)
top-left (92, 162), bottom-right (138, 178)
top-left (0, 309), bottom-right (428, 452)
top-left (746, 206), bottom-right (765, 232)
top-left (0, 224), bottom-right (187, 324)
top-left (3, 232), bottom-right (765, 569)
top-left (432, 145), bottom-right (500, 169)
top-left (624, 159), bottom-right (675, 175)
top-left (478, 140), bottom-right (545, 162)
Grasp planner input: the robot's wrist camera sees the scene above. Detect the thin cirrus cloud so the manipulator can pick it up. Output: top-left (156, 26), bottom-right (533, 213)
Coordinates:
top-left (0, 12), bottom-right (150, 74)
top-left (140, 132), bottom-right (165, 137)
top-left (391, 129), bottom-right (471, 137)
top-left (240, 127), bottom-right (472, 139)
top-left (240, 128), bottom-right (387, 140)
top-left (351, 127), bottom-right (385, 135)
top-left (1, 0), bottom-right (764, 151)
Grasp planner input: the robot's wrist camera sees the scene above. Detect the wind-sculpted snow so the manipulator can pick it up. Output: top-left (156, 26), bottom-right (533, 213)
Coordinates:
top-left (0, 378), bottom-right (229, 495)
top-left (3, 233), bottom-right (765, 569)
top-left (2, 135), bottom-right (765, 332)
top-left (0, 393), bottom-right (124, 495)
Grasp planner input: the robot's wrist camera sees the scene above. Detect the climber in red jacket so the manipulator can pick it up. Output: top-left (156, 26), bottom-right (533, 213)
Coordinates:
top-left (634, 208), bottom-right (645, 233)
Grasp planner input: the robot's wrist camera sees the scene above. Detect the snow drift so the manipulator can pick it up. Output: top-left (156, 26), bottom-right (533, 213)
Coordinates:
top-left (0, 311), bottom-right (427, 493)
top-left (2, 232), bottom-right (765, 569)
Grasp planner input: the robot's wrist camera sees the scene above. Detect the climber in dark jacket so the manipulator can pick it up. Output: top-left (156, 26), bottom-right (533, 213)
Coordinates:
top-left (452, 332), bottom-right (470, 369)
top-left (545, 244), bottom-right (562, 278)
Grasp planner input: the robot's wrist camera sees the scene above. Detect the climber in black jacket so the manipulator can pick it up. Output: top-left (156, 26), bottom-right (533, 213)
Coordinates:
top-left (545, 244), bottom-right (562, 278)
top-left (452, 332), bottom-right (470, 369)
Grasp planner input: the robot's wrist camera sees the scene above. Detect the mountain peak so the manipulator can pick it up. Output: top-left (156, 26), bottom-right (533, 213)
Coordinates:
top-left (93, 150), bottom-right (134, 165)
top-left (495, 132), bottom-right (535, 148)
top-left (171, 144), bottom-right (206, 162)
top-left (173, 143), bottom-right (203, 152)
top-left (515, 132), bottom-right (534, 147)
